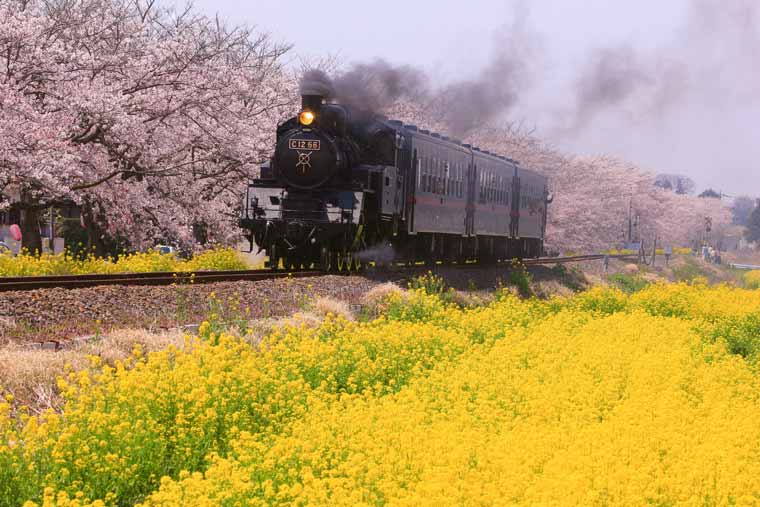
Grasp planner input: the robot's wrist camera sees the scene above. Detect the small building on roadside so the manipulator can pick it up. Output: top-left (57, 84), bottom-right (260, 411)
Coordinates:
top-left (1, 192), bottom-right (72, 255)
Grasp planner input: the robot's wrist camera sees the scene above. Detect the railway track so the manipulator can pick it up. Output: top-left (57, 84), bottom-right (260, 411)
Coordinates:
top-left (0, 254), bottom-right (636, 292)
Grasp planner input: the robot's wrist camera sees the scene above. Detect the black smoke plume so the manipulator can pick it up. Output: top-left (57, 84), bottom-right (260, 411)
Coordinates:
top-left (573, 45), bottom-right (651, 126)
top-left (299, 6), bottom-right (537, 138)
top-left (569, 0), bottom-right (760, 128)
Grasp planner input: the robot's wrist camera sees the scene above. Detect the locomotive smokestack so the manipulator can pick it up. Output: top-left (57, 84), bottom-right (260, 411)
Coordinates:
top-left (302, 94), bottom-right (323, 111)
top-left (299, 69), bottom-right (334, 111)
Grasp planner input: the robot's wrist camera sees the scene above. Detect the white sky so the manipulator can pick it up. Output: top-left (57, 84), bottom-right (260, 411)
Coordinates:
top-left (190, 0), bottom-right (757, 196)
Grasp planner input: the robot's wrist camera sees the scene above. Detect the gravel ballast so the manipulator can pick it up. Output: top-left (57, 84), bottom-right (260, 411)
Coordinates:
top-left (0, 260), bottom-right (615, 344)
top-left (0, 275), bottom-right (381, 343)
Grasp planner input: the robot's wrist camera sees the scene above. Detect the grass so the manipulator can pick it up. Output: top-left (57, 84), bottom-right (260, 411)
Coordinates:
top-left (0, 329), bottom-right (185, 413)
top-left (607, 273), bottom-right (650, 294)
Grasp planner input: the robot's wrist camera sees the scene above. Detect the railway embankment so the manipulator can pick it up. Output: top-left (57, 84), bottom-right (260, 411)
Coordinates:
top-left (0, 255), bottom-right (699, 344)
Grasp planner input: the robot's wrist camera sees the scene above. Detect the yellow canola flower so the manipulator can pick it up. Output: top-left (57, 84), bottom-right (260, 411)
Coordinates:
top-left (4, 284), bottom-right (760, 506)
top-left (743, 270), bottom-right (760, 289)
top-left (0, 247), bottom-right (248, 277)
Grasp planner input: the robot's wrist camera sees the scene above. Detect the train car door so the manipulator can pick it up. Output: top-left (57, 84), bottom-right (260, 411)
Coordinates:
top-left (465, 161), bottom-right (477, 236)
top-left (395, 133), bottom-right (409, 217)
top-left (406, 148), bottom-right (418, 234)
top-left (510, 171), bottom-right (520, 238)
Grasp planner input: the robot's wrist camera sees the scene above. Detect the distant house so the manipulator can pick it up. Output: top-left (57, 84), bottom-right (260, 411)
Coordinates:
top-left (0, 206), bottom-right (21, 253)
top-left (0, 193), bottom-right (76, 254)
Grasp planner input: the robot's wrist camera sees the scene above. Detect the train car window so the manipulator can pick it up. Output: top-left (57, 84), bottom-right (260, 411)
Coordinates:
top-left (446, 168), bottom-right (451, 196)
top-left (454, 164), bottom-right (458, 198)
top-left (420, 156), bottom-right (425, 192)
top-left (432, 157), bottom-right (438, 194)
top-left (417, 157), bottom-right (421, 191)
top-left (432, 158), bottom-right (438, 194)
top-left (428, 161), bottom-right (433, 194)
top-left (457, 165), bottom-right (462, 198)
top-left (421, 157), bottom-right (426, 193)
top-left (444, 161), bottom-right (449, 196)
top-left (449, 166), bottom-right (457, 197)
top-left (424, 158), bottom-right (430, 193)
top-left (429, 158), bottom-right (434, 194)
top-left (436, 161), bottom-right (441, 195)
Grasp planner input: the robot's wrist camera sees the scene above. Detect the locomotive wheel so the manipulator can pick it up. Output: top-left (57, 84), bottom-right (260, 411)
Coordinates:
top-left (319, 247), bottom-right (334, 271)
top-left (343, 252), bottom-right (354, 272)
top-left (267, 244), bottom-right (281, 269)
top-left (336, 252), bottom-right (348, 272)
top-left (285, 254), bottom-right (299, 271)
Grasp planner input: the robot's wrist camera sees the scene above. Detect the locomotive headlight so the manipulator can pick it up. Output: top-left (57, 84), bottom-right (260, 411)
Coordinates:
top-left (299, 110), bottom-right (315, 126)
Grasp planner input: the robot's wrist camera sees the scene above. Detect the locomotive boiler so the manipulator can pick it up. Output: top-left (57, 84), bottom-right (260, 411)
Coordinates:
top-left (240, 86), bottom-right (550, 270)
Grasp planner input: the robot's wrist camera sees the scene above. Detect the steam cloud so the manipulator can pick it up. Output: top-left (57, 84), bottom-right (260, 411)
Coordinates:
top-left (557, 0), bottom-right (760, 194)
top-left (572, 45), bottom-right (652, 127)
top-left (299, 5), bottom-right (537, 138)
top-left (354, 243), bottom-right (396, 264)
top-left (301, 0), bottom-right (760, 193)
top-left (569, 0), bottom-right (760, 128)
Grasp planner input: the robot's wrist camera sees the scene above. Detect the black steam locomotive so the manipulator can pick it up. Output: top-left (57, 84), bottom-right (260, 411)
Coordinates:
top-left (240, 90), bottom-right (550, 270)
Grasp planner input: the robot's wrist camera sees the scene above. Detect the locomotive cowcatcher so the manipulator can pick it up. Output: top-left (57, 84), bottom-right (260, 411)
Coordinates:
top-left (240, 88), bottom-right (551, 270)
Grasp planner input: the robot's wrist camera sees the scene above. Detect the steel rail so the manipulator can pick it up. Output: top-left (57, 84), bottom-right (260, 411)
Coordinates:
top-left (0, 269), bottom-right (323, 292)
top-left (0, 254), bottom-right (637, 292)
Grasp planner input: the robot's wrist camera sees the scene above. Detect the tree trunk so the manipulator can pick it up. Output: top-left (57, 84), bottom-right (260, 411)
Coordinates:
top-left (81, 205), bottom-right (108, 257)
top-left (20, 206), bottom-right (42, 254)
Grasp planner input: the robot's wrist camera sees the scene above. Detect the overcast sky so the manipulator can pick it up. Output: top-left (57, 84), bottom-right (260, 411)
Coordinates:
top-left (192, 0), bottom-right (759, 197)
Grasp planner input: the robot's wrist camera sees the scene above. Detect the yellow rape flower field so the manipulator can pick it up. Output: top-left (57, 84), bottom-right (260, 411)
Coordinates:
top-left (0, 248), bottom-right (249, 277)
top-left (3, 282), bottom-right (760, 506)
top-left (743, 270), bottom-right (760, 290)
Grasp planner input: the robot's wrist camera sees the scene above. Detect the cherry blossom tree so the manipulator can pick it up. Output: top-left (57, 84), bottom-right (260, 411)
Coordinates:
top-left (0, 0), bottom-right (295, 252)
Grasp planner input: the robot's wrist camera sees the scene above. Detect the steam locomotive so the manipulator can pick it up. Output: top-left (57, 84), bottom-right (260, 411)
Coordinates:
top-left (240, 89), bottom-right (550, 270)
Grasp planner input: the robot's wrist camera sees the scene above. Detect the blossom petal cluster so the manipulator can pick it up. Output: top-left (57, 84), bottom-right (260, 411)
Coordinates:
top-left (1, 0), bottom-right (296, 248)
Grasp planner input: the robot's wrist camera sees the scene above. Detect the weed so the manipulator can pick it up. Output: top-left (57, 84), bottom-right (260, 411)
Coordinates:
top-left (608, 273), bottom-right (649, 294)
top-left (508, 260), bottom-right (533, 297)
top-left (409, 271), bottom-right (447, 295)
top-left (671, 258), bottom-right (706, 283)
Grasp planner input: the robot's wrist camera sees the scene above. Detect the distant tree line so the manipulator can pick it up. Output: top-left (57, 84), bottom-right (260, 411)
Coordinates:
top-left (654, 174), bottom-right (696, 195)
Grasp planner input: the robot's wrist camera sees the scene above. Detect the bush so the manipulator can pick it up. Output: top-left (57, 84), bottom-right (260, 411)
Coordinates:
top-left (508, 260), bottom-right (533, 296)
top-left (0, 248), bottom-right (248, 277)
top-left (743, 270), bottom-right (760, 289)
top-left (708, 313), bottom-right (760, 360)
top-left (607, 273), bottom-right (649, 294)
top-left (408, 271), bottom-right (447, 296)
top-left (670, 258), bottom-right (706, 283)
